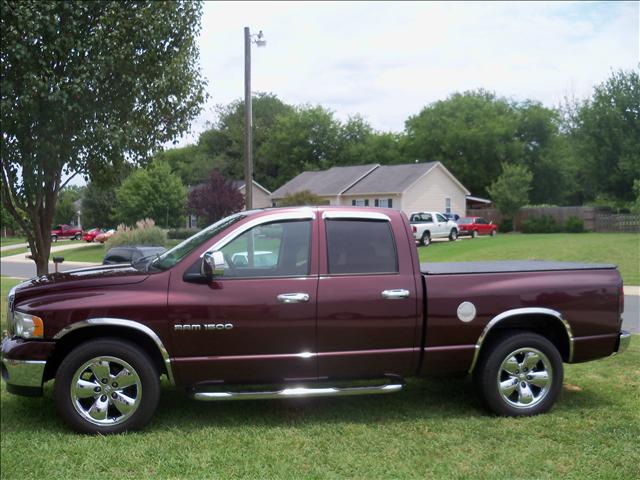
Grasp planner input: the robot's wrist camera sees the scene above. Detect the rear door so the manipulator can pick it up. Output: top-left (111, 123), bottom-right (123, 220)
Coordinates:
top-left (316, 211), bottom-right (419, 379)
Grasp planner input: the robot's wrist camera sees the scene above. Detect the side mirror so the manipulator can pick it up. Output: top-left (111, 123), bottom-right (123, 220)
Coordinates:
top-left (489, 221), bottom-right (493, 225)
top-left (201, 251), bottom-right (225, 279)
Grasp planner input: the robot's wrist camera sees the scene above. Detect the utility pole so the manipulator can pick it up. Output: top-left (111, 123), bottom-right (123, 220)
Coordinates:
top-left (244, 26), bottom-right (253, 210)
top-left (243, 27), bottom-right (266, 211)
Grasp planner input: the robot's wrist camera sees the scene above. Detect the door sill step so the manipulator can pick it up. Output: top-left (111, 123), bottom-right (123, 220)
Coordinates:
top-left (191, 378), bottom-right (405, 401)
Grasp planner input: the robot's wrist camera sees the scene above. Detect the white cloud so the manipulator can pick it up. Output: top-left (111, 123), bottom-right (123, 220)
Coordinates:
top-left (175, 0), bottom-right (638, 144)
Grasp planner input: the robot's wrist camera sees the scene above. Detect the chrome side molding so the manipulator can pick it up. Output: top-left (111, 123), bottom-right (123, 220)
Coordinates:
top-left (53, 318), bottom-right (175, 385)
top-left (468, 307), bottom-right (575, 373)
top-left (192, 380), bottom-right (404, 401)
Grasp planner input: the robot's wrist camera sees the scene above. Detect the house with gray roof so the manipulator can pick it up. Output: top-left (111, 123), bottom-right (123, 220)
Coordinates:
top-left (271, 161), bottom-right (470, 216)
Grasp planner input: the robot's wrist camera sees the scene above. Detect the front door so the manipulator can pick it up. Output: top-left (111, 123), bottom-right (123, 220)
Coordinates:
top-left (434, 213), bottom-right (449, 237)
top-left (316, 213), bottom-right (420, 379)
top-left (168, 218), bottom-right (319, 386)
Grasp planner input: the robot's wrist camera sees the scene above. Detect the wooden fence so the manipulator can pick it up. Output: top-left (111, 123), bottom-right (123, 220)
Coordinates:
top-left (466, 206), bottom-right (640, 233)
top-left (593, 214), bottom-right (640, 233)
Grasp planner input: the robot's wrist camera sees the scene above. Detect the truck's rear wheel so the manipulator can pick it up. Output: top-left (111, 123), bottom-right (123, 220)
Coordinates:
top-left (74, 233), bottom-right (81, 240)
top-left (54, 338), bottom-right (160, 434)
top-left (420, 231), bottom-right (431, 246)
top-left (51, 235), bottom-right (58, 242)
top-left (475, 332), bottom-right (563, 416)
top-left (449, 229), bottom-right (458, 241)
top-left (471, 230), bottom-right (478, 238)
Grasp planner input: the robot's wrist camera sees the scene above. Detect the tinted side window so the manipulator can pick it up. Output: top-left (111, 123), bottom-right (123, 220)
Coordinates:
top-left (436, 214), bottom-right (447, 222)
top-left (220, 220), bottom-right (311, 278)
top-left (326, 220), bottom-right (398, 274)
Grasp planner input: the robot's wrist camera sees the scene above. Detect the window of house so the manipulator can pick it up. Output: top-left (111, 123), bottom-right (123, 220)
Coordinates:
top-left (445, 198), bottom-right (451, 214)
top-left (351, 199), bottom-right (369, 207)
top-left (326, 220), bottom-right (398, 275)
top-left (219, 220), bottom-right (311, 278)
top-left (375, 198), bottom-right (393, 208)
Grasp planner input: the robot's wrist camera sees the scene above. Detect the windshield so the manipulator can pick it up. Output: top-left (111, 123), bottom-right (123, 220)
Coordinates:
top-left (150, 213), bottom-right (246, 271)
top-left (457, 218), bottom-right (473, 224)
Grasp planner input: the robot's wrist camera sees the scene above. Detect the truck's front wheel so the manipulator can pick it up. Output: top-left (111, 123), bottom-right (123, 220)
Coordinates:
top-left (54, 338), bottom-right (160, 434)
top-left (475, 332), bottom-right (563, 417)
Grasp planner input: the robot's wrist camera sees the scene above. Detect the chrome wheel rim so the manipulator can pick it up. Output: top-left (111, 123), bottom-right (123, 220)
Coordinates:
top-left (497, 347), bottom-right (552, 409)
top-left (70, 356), bottom-right (142, 426)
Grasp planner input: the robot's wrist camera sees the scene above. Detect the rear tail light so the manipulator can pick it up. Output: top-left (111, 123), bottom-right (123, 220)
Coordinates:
top-left (412, 226), bottom-right (417, 233)
top-left (619, 284), bottom-right (624, 317)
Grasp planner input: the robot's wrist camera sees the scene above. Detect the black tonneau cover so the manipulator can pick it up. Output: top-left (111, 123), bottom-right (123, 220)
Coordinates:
top-left (421, 260), bottom-right (616, 275)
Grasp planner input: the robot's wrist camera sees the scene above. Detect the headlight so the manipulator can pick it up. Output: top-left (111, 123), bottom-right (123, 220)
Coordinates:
top-left (11, 311), bottom-right (44, 339)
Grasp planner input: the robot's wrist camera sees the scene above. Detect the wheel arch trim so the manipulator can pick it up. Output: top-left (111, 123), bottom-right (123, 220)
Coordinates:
top-left (469, 307), bottom-right (574, 373)
top-left (53, 318), bottom-right (175, 385)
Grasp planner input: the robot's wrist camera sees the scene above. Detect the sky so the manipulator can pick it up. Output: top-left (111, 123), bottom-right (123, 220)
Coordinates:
top-left (172, 0), bottom-right (639, 146)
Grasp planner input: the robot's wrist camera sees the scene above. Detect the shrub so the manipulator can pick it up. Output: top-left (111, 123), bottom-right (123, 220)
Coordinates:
top-left (521, 215), bottom-right (562, 233)
top-left (106, 218), bottom-right (167, 250)
top-left (499, 218), bottom-right (513, 232)
top-left (564, 216), bottom-right (585, 233)
top-left (167, 228), bottom-right (199, 240)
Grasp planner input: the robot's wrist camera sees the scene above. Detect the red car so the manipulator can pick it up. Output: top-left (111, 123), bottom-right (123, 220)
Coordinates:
top-left (82, 228), bottom-right (103, 242)
top-left (457, 217), bottom-right (498, 237)
top-left (50, 224), bottom-right (83, 242)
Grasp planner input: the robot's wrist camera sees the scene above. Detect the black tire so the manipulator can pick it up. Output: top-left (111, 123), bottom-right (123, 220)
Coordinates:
top-left (420, 231), bottom-right (431, 247)
top-left (74, 233), bottom-right (82, 240)
top-left (471, 230), bottom-right (478, 238)
top-left (491, 230), bottom-right (497, 237)
top-left (448, 228), bottom-right (458, 241)
top-left (51, 235), bottom-right (58, 242)
top-left (54, 338), bottom-right (160, 434)
top-left (475, 332), bottom-right (563, 417)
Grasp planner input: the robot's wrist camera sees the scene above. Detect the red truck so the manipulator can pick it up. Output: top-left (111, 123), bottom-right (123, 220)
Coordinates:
top-left (2, 207), bottom-right (630, 434)
top-left (50, 224), bottom-right (83, 242)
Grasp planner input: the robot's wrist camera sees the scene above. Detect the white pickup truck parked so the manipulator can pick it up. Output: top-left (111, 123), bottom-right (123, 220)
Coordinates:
top-left (409, 211), bottom-right (459, 246)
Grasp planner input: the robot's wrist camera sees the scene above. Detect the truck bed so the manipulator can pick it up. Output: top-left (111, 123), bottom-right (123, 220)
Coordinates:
top-left (421, 260), bottom-right (617, 275)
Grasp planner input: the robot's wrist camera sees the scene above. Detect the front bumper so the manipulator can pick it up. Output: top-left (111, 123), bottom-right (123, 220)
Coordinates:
top-left (1, 336), bottom-right (52, 396)
top-left (616, 330), bottom-right (631, 354)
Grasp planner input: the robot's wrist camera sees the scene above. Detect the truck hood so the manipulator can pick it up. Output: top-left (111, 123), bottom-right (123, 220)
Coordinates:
top-left (13, 264), bottom-right (149, 300)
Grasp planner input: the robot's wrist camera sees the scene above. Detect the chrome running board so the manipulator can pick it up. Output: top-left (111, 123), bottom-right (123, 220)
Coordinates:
top-left (191, 379), bottom-right (405, 401)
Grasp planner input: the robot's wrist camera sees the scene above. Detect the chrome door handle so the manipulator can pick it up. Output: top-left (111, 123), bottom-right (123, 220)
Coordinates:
top-left (277, 293), bottom-right (310, 304)
top-left (381, 289), bottom-right (410, 299)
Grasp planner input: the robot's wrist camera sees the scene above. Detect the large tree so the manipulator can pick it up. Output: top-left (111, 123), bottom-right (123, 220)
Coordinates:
top-left (1, 0), bottom-right (205, 273)
top-left (572, 69), bottom-right (640, 203)
top-left (114, 162), bottom-right (186, 228)
top-left (403, 90), bottom-right (568, 202)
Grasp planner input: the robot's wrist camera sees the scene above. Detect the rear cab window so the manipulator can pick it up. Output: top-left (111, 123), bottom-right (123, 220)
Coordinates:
top-left (325, 219), bottom-right (398, 275)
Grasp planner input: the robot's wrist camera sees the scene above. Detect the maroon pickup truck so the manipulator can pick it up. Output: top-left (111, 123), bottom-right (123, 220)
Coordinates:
top-left (51, 224), bottom-right (83, 242)
top-left (2, 207), bottom-right (631, 434)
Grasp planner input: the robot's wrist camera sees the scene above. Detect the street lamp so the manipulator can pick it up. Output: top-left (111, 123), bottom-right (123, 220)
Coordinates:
top-left (244, 27), bottom-right (266, 210)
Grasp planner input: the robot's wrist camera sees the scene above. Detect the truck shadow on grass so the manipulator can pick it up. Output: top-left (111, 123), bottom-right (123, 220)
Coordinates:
top-left (150, 376), bottom-right (612, 432)
top-left (0, 376), bottom-right (612, 434)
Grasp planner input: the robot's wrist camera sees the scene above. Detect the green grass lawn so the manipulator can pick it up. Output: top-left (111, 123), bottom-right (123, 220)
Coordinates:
top-left (1, 277), bottom-right (638, 479)
top-left (0, 247), bottom-right (28, 258)
top-left (52, 244), bottom-right (106, 263)
top-left (0, 237), bottom-right (25, 247)
top-left (420, 233), bottom-right (640, 285)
